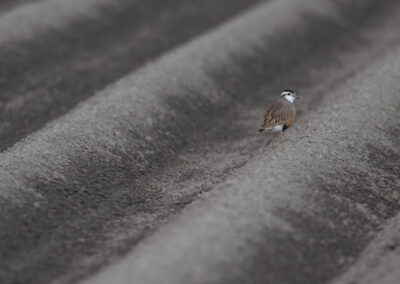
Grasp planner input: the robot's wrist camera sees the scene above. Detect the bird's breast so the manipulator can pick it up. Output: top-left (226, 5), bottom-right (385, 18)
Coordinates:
top-left (284, 112), bottom-right (295, 128)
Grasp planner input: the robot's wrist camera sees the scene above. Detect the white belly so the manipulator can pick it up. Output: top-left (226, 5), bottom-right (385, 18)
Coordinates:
top-left (271, 124), bottom-right (283, 133)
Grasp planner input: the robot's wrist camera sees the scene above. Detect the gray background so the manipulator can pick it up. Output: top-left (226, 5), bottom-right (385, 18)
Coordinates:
top-left (0, 0), bottom-right (400, 283)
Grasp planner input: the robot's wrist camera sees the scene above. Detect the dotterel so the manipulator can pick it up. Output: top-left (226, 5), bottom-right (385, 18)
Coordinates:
top-left (258, 89), bottom-right (300, 142)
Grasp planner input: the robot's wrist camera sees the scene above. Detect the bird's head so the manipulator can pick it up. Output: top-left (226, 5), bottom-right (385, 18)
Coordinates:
top-left (281, 89), bottom-right (300, 103)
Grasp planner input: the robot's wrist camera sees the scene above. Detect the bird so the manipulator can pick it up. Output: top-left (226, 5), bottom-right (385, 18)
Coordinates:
top-left (258, 89), bottom-right (300, 142)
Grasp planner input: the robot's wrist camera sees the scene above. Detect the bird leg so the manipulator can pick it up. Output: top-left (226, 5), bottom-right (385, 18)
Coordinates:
top-left (280, 131), bottom-right (283, 143)
top-left (272, 132), bottom-right (279, 149)
top-left (271, 133), bottom-right (275, 149)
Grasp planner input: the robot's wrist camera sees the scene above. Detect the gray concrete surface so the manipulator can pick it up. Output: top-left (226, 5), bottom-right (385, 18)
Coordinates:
top-left (0, 0), bottom-right (261, 151)
top-left (1, 0), bottom-right (400, 283)
top-left (82, 37), bottom-right (400, 284)
top-left (331, 216), bottom-right (400, 284)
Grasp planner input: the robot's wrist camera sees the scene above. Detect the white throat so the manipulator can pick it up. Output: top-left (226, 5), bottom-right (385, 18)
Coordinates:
top-left (283, 95), bottom-right (295, 103)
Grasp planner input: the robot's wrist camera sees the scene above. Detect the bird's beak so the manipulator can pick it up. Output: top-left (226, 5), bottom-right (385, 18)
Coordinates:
top-left (295, 96), bottom-right (301, 100)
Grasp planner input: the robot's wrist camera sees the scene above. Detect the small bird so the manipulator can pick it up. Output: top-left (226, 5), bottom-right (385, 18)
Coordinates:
top-left (258, 89), bottom-right (300, 142)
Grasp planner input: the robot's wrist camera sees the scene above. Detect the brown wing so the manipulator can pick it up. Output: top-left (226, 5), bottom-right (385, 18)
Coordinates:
top-left (259, 99), bottom-right (294, 131)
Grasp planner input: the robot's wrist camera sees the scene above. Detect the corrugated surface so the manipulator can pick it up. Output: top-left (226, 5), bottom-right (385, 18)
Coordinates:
top-left (1, 0), bottom-right (400, 283)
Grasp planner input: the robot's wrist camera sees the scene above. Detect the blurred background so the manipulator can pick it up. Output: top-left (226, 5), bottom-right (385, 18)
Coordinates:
top-left (1, 0), bottom-right (400, 284)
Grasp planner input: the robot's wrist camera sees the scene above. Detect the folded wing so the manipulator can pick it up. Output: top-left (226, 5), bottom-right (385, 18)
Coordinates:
top-left (259, 100), bottom-right (294, 132)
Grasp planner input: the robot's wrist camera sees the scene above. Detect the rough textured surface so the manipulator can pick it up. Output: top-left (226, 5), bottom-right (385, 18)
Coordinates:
top-left (331, 216), bottom-right (400, 284)
top-left (83, 42), bottom-right (400, 284)
top-left (1, 0), bottom-right (400, 283)
top-left (0, 0), bottom-right (261, 151)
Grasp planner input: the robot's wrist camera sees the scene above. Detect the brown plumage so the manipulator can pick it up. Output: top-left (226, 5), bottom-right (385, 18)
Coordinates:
top-left (259, 97), bottom-right (296, 132)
